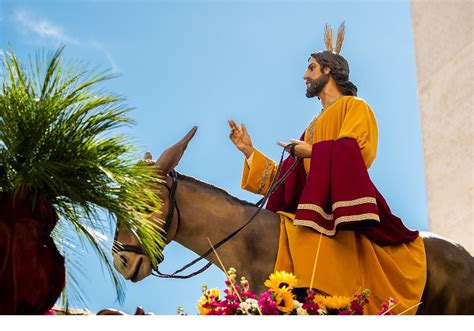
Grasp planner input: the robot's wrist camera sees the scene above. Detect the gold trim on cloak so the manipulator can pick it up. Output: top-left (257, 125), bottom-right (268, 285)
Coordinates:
top-left (295, 197), bottom-right (379, 235)
top-left (294, 213), bottom-right (380, 236)
top-left (257, 158), bottom-right (272, 194)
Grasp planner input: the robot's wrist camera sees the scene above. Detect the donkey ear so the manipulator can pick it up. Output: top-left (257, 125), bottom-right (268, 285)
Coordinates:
top-left (155, 126), bottom-right (198, 174)
top-left (143, 151), bottom-right (153, 161)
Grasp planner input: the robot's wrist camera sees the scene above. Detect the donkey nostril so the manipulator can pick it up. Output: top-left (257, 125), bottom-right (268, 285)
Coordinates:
top-left (120, 255), bottom-right (128, 267)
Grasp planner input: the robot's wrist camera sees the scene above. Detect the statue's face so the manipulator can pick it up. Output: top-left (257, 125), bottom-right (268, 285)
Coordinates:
top-left (303, 57), bottom-right (329, 98)
top-left (304, 57), bottom-right (322, 81)
top-left (113, 228), bottom-right (153, 282)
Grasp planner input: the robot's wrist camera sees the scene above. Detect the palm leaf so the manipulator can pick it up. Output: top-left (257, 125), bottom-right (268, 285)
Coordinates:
top-left (0, 46), bottom-right (165, 307)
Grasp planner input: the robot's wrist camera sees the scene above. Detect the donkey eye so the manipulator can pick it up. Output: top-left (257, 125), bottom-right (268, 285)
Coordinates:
top-left (120, 255), bottom-right (128, 265)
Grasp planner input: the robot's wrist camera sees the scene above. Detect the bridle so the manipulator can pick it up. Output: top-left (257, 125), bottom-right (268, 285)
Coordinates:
top-left (150, 169), bottom-right (217, 279)
top-left (113, 167), bottom-right (210, 278)
top-left (113, 169), bottom-right (181, 267)
top-left (114, 146), bottom-right (300, 279)
top-left (159, 169), bottom-right (181, 240)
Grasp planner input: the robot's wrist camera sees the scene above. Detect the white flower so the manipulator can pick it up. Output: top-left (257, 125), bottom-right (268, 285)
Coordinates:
top-left (238, 298), bottom-right (260, 315)
top-left (293, 299), bottom-right (307, 315)
top-left (246, 298), bottom-right (259, 307)
top-left (293, 300), bottom-right (303, 309)
top-left (317, 308), bottom-right (327, 315)
top-left (296, 307), bottom-right (308, 315)
top-left (239, 302), bottom-right (251, 310)
top-left (238, 301), bottom-right (252, 315)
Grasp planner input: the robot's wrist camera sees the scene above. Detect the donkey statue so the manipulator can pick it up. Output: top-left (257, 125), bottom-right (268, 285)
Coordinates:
top-left (113, 127), bottom-right (474, 314)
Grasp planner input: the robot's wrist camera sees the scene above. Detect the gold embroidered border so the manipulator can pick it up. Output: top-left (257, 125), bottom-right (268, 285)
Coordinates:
top-left (298, 198), bottom-right (377, 221)
top-left (293, 213), bottom-right (380, 236)
top-left (297, 203), bottom-right (333, 221)
top-left (257, 159), bottom-right (272, 194)
top-left (306, 116), bottom-right (318, 144)
top-left (332, 197), bottom-right (377, 210)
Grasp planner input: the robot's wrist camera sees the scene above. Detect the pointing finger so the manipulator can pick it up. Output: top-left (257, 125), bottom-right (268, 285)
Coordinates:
top-left (228, 119), bottom-right (241, 132)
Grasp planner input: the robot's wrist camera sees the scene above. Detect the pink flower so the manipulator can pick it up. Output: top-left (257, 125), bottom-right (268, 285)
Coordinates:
top-left (350, 300), bottom-right (364, 315)
top-left (377, 301), bottom-right (395, 315)
top-left (241, 290), bottom-right (257, 301)
top-left (300, 289), bottom-right (322, 315)
top-left (302, 301), bottom-right (320, 315)
top-left (258, 291), bottom-right (280, 315)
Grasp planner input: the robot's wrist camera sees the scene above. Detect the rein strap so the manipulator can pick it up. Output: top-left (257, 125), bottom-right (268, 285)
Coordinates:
top-left (152, 147), bottom-right (300, 279)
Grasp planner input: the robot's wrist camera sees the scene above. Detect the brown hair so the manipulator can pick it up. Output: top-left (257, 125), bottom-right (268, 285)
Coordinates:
top-left (310, 51), bottom-right (358, 96)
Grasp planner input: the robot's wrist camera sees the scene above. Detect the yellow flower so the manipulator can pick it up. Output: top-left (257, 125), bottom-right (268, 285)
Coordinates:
top-left (264, 271), bottom-right (298, 291)
top-left (274, 288), bottom-right (296, 314)
top-left (196, 288), bottom-right (220, 315)
top-left (313, 294), bottom-right (351, 310)
top-left (312, 294), bottom-right (327, 311)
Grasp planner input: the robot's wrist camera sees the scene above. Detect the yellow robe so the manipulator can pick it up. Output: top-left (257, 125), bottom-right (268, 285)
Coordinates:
top-left (241, 96), bottom-right (426, 315)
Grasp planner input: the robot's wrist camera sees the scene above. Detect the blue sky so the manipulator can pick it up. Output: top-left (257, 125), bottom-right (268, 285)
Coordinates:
top-left (0, 0), bottom-right (428, 315)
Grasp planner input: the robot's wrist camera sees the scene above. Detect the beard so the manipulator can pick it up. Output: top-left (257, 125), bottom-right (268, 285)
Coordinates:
top-left (305, 74), bottom-right (329, 98)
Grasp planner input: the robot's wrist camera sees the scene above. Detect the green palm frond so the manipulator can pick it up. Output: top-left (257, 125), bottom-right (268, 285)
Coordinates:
top-left (0, 46), bottom-right (165, 306)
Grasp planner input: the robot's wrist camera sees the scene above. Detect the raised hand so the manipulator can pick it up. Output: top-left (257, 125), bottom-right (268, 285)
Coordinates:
top-left (228, 119), bottom-right (254, 158)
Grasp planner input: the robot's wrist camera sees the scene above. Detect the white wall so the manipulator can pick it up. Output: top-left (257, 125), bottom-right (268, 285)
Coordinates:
top-left (411, 0), bottom-right (473, 254)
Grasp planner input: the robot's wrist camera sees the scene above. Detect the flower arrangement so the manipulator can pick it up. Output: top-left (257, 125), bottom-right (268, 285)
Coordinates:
top-left (179, 268), bottom-right (398, 315)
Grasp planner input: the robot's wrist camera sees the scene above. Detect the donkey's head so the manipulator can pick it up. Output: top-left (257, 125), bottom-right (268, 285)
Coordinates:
top-left (112, 126), bottom-right (198, 282)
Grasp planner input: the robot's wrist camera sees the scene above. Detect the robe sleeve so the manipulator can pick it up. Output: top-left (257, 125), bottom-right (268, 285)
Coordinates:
top-left (337, 98), bottom-right (378, 169)
top-left (241, 148), bottom-right (278, 195)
